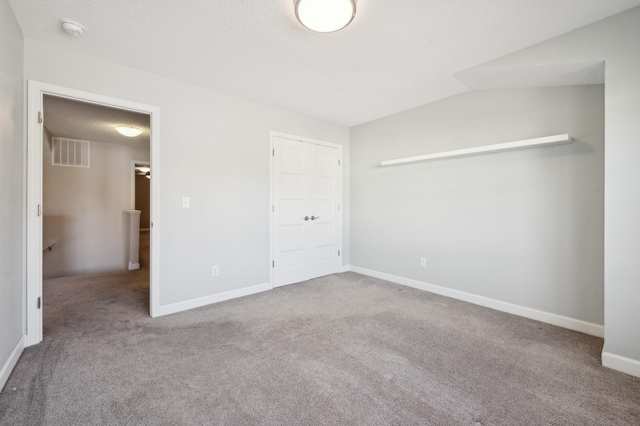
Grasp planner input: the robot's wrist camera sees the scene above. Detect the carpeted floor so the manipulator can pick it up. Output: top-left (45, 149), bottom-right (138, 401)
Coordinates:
top-left (1, 249), bottom-right (639, 424)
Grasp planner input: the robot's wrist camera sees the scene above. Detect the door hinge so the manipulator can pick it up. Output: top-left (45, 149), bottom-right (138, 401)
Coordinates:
top-left (37, 297), bottom-right (41, 309)
top-left (272, 260), bottom-right (275, 268)
top-left (272, 205), bottom-right (274, 212)
top-left (38, 111), bottom-right (43, 124)
top-left (37, 204), bottom-right (41, 216)
top-left (338, 159), bottom-right (341, 166)
top-left (338, 250), bottom-right (341, 256)
top-left (272, 149), bottom-right (275, 157)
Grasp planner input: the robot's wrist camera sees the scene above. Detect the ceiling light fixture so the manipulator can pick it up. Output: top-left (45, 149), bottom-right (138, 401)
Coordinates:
top-left (115, 126), bottom-right (143, 137)
top-left (61, 20), bottom-right (86, 37)
top-left (294, 0), bottom-right (356, 33)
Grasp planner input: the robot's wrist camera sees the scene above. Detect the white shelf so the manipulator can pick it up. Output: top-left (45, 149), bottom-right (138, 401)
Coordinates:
top-left (380, 134), bottom-right (572, 166)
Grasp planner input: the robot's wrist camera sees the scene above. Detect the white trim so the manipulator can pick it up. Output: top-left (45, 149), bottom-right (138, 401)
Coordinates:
top-left (0, 336), bottom-right (25, 391)
top-left (340, 264), bottom-right (352, 273)
top-left (128, 262), bottom-right (140, 271)
top-left (350, 265), bottom-right (604, 338)
top-left (154, 283), bottom-right (272, 317)
top-left (26, 81), bottom-right (162, 345)
top-left (602, 352), bottom-right (640, 378)
top-left (380, 134), bottom-right (572, 166)
top-left (268, 131), bottom-right (343, 288)
top-left (149, 109), bottom-right (161, 318)
top-left (26, 81), bottom-right (43, 346)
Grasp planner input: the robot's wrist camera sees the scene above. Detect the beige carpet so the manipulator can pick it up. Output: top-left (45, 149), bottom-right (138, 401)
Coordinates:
top-left (1, 252), bottom-right (639, 424)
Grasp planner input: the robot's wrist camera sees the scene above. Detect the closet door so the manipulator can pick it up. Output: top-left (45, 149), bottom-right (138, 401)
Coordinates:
top-left (272, 136), bottom-right (341, 287)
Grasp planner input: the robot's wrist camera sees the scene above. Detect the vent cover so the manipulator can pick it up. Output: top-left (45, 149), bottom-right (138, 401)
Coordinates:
top-left (52, 137), bottom-right (90, 167)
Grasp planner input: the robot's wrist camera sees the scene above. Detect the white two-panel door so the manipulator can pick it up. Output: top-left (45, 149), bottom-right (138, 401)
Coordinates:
top-left (272, 135), bottom-right (342, 287)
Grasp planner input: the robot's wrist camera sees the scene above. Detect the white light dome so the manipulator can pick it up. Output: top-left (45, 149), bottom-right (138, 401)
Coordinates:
top-left (295, 0), bottom-right (356, 33)
top-left (115, 126), bottom-right (143, 137)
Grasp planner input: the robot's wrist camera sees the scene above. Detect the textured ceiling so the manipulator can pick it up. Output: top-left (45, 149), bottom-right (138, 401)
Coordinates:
top-left (10, 1), bottom-right (640, 126)
top-left (43, 95), bottom-right (150, 148)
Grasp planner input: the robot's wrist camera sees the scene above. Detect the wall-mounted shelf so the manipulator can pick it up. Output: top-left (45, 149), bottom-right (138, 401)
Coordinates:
top-left (380, 134), bottom-right (572, 166)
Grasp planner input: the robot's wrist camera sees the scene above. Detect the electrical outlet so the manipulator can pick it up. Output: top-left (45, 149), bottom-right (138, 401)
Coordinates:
top-left (212, 265), bottom-right (219, 277)
top-left (420, 257), bottom-right (427, 268)
top-left (182, 197), bottom-right (190, 208)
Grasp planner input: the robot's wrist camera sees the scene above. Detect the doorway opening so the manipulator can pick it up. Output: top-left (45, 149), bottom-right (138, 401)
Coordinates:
top-left (132, 161), bottom-right (151, 270)
top-left (26, 81), bottom-right (161, 346)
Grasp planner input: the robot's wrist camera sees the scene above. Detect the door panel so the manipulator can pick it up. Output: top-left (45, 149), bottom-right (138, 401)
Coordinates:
top-left (273, 137), bottom-right (310, 286)
top-left (272, 136), bottom-right (341, 287)
top-left (308, 144), bottom-right (340, 279)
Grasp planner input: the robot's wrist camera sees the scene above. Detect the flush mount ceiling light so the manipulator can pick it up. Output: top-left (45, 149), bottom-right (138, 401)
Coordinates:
top-left (61, 20), bottom-right (86, 37)
top-left (115, 126), bottom-right (143, 137)
top-left (294, 0), bottom-right (356, 33)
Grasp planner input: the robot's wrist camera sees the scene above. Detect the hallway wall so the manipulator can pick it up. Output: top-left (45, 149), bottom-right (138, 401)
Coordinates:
top-left (42, 131), bottom-right (150, 278)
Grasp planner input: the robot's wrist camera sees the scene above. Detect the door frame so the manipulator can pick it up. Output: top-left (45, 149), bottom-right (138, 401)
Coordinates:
top-left (269, 131), bottom-right (343, 288)
top-left (26, 80), bottom-right (162, 346)
top-left (130, 160), bottom-right (151, 220)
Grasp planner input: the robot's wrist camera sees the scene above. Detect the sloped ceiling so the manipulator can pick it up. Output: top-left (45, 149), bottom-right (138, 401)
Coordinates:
top-left (9, 1), bottom-right (640, 126)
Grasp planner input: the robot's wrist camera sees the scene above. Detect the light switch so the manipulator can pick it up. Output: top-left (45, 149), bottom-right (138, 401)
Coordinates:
top-left (182, 197), bottom-right (190, 208)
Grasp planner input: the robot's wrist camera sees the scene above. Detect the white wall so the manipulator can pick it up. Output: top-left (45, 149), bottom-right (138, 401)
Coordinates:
top-left (0, 1), bottom-right (24, 386)
top-left (23, 39), bottom-right (350, 307)
top-left (42, 131), bottom-right (150, 278)
top-left (351, 85), bottom-right (604, 324)
top-left (465, 6), bottom-right (640, 371)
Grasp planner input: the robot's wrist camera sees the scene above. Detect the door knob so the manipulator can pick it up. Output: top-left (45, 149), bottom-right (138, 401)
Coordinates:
top-left (310, 216), bottom-right (320, 220)
top-left (304, 216), bottom-right (310, 221)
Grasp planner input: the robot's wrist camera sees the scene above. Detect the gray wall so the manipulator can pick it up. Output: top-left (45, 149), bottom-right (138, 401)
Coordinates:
top-left (351, 85), bottom-right (604, 324)
top-left (24, 38), bottom-right (350, 306)
top-left (465, 6), bottom-right (640, 366)
top-left (0, 2), bottom-right (24, 378)
top-left (42, 132), bottom-right (150, 278)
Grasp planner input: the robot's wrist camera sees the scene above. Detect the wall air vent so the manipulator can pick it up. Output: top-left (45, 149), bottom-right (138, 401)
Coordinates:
top-left (52, 137), bottom-right (90, 167)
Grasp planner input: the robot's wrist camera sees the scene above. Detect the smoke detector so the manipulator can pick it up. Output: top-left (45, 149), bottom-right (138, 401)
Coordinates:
top-left (61, 20), bottom-right (86, 37)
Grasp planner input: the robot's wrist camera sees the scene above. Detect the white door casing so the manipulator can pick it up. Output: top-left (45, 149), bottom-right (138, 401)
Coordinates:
top-left (26, 81), bottom-right (161, 346)
top-left (270, 133), bottom-right (342, 287)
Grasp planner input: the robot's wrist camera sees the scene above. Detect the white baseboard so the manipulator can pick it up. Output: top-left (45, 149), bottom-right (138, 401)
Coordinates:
top-left (0, 335), bottom-right (25, 392)
top-left (602, 352), bottom-right (640, 378)
top-left (154, 282), bottom-right (272, 317)
top-left (350, 266), bottom-right (604, 338)
top-left (128, 262), bottom-right (140, 270)
top-left (340, 264), bottom-right (352, 273)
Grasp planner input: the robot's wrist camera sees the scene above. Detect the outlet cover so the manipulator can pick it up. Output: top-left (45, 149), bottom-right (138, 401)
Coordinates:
top-left (420, 257), bottom-right (427, 268)
top-left (212, 265), bottom-right (219, 277)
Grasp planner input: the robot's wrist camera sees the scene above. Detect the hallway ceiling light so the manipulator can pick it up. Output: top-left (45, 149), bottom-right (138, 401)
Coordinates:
top-left (61, 20), bottom-right (86, 37)
top-left (294, 0), bottom-right (356, 33)
top-left (115, 126), bottom-right (143, 137)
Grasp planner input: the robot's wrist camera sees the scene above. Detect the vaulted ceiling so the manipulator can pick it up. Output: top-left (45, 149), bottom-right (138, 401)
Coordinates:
top-left (9, 0), bottom-right (640, 126)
